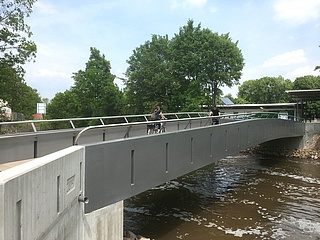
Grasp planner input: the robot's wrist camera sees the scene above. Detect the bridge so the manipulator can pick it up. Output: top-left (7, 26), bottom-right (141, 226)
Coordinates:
top-left (0, 112), bottom-right (307, 239)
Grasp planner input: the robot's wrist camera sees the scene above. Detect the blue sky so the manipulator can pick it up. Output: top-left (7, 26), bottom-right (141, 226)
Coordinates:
top-left (24, 0), bottom-right (320, 100)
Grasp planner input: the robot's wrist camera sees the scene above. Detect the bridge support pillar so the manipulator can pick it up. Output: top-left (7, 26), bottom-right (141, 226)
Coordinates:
top-left (82, 200), bottom-right (123, 240)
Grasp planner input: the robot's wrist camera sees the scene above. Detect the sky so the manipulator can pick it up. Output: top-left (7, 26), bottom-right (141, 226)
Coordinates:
top-left (23, 0), bottom-right (320, 100)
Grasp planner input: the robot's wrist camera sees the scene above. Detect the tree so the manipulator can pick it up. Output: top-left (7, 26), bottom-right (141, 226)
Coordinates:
top-left (46, 90), bottom-right (78, 119)
top-left (72, 47), bottom-right (124, 117)
top-left (293, 75), bottom-right (320, 90)
top-left (12, 83), bottom-right (41, 119)
top-left (0, 62), bottom-right (41, 119)
top-left (238, 76), bottom-right (293, 104)
top-left (125, 20), bottom-right (245, 113)
top-left (0, 0), bottom-right (38, 119)
top-left (171, 20), bottom-right (245, 106)
top-left (0, 0), bottom-right (37, 66)
top-left (293, 75), bottom-right (320, 119)
top-left (125, 34), bottom-right (182, 113)
top-left (47, 48), bottom-right (124, 120)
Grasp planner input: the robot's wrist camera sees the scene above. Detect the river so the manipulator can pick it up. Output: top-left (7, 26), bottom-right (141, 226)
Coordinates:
top-left (124, 154), bottom-right (320, 239)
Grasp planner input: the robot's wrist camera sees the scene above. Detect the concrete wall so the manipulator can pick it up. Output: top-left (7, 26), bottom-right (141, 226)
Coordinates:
top-left (0, 146), bottom-right (85, 240)
top-left (0, 146), bottom-right (123, 240)
top-left (83, 201), bottom-right (123, 240)
top-left (84, 118), bottom-right (305, 213)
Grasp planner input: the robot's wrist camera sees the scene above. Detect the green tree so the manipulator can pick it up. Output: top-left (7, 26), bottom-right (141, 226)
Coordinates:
top-left (293, 75), bottom-right (320, 119)
top-left (125, 34), bottom-right (181, 113)
top-left (47, 48), bottom-right (124, 120)
top-left (293, 75), bottom-right (320, 89)
top-left (0, 0), bottom-right (38, 119)
top-left (13, 83), bottom-right (41, 119)
top-left (0, 0), bottom-right (37, 66)
top-left (238, 76), bottom-right (293, 104)
top-left (72, 47), bottom-right (124, 117)
top-left (0, 62), bottom-right (41, 119)
top-left (171, 20), bottom-right (245, 106)
top-left (46, 90), bottom-right (78, 119)
top-left (125, 20), bottom-right (245, 113)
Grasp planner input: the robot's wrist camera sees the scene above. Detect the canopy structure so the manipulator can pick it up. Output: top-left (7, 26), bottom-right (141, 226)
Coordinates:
top-left (286, 89), bottom-right (320, 101)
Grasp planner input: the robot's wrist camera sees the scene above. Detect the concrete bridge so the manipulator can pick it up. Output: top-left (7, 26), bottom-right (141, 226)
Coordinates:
top-left (0, 112), bottom-right (308, 239)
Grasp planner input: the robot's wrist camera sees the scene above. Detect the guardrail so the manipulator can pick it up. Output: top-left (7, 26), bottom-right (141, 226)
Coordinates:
top-left (73, 111), bottom-right (302, 145)
top-left (0, 111), bottom-right (302, 136)
top-left (0, 111), bottom-right (303, 163)
top-left (0, 112), bottom-right (207, 134)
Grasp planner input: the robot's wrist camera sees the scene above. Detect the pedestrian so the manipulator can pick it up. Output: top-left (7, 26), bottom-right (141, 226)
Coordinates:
top-left (210, 105), bottom-right (220, 125)
top-left (150, 105), bottom-right (167, 133)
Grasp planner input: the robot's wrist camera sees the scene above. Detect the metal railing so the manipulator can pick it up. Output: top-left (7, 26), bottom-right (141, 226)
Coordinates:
top-left (0, 112), bottom-right (207, 134)
top-left (0, 111), bottom-right (301, 137)
top-left (73, 111), bottom-right (302, 145)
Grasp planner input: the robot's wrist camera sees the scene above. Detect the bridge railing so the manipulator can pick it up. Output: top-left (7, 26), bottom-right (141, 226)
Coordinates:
top-left (0, 111), bottom-right (301, 136)
top-left (0, 112), bottom-right (208, 134)
top-left (73, 111), bottom-right (302, 145)
top-left (0, 111), bottom-right (303, 163)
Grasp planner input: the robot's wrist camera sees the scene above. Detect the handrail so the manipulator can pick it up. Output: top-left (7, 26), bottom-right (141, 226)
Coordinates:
top-left (0, 111), bottom-right (302, 136)
top-left (0, 112), bottom-right (208, 134)
top-left (73, 111), bottom-right (301, 145)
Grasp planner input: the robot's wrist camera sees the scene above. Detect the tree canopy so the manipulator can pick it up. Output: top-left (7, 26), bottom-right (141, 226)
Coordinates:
top-left (47, 47), bottom-right (124, 120)
top-left (124, 19), bottom-right (244, 113)
top-left (171, 20), bottom-right (245, 106)
top-left (238, 76), bottom-right (293, 103)
top-left (0, 0), bottom-right (39, 119)
top-left (124, 35), bottom-right (176, 113)
top-left (293, 75), bottom-right (320, 90)
top-left (0, 0), bottom-right (37, 66)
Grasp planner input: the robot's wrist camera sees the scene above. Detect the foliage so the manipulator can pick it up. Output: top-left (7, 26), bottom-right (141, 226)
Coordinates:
top-left (293, 75), bottom-right (320, 118)
top-left (124, 19), bottom-right (244, 113)
top-left (0, 0), bottom-right (38, 119)
top-left (46, 47), bottom-right (124, 121)
top-left (171, 20), bottom-right (245, 106)
top-left (238, 76), bottom-right (293, 104)
top-left (293, 75), bottom-right (320, 89)
top-left (125, 35), bottom-right (176, 113)
top-left (0, 62), bottom-right (41, 119)
top-left (0, 0), bottom-right (37, 66)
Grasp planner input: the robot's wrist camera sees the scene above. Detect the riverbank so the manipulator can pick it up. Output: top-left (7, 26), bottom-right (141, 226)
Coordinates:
top-left (241, 134), bottom-right (320, 159)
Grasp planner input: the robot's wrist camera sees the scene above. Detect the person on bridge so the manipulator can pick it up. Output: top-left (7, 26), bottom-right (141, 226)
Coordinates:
top-left (149, 106), bottom-right (167, 133)
top-left (210, 105), bottom-right (220, 125)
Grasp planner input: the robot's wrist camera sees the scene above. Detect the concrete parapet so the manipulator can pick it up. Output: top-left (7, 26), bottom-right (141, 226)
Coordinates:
top-left (0, 146), bottom-right (85, 240)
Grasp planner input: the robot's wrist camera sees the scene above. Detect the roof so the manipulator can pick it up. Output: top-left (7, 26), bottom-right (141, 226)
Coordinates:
top-left (218, 103), bottom-right (297, 109)
top-left (286, 89), bottom-right (320, 101)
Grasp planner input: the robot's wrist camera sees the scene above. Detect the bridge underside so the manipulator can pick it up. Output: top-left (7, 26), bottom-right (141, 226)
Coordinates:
top-left (84, 118), bottom-right (305, 213)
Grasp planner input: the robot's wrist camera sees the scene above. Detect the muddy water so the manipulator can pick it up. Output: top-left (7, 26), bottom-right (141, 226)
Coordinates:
top-left (124, 155), bottom-right (320, 239)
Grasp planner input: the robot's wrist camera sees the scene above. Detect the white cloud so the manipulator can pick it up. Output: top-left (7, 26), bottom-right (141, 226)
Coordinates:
top-left (285, 65), bottom-right (320, 79)
top-left (35, 69), bottom-right (71, 79)
top-left (262, 49), bottom-right (307, 68)
top-left (171, 0), bottom-right (207, 9)
top-left (33, 1), bottom-right (57, 14)
top-left (274, 0), bottom-right (320, 25)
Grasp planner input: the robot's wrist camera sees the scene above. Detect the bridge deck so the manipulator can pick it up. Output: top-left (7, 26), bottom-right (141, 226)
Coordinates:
top-left (0, 159), bottom-right (32, 171)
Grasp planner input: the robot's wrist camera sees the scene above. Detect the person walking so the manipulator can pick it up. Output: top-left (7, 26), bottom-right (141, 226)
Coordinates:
top-left (150, 106), bottom-right (167, 133)
top-left (210, 105), bottom-right (220, 125)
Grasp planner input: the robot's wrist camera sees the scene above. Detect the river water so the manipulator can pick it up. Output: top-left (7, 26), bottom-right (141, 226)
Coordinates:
top-left (124, 154), bottom-right (320, 239)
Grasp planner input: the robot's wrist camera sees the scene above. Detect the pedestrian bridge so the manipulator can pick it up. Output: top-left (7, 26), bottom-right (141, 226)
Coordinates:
top-left (0, 112), bottom-right (306, 239)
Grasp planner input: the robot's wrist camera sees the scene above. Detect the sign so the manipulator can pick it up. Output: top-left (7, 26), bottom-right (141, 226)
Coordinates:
top-left (37, 103), bottom-right (46, 114)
